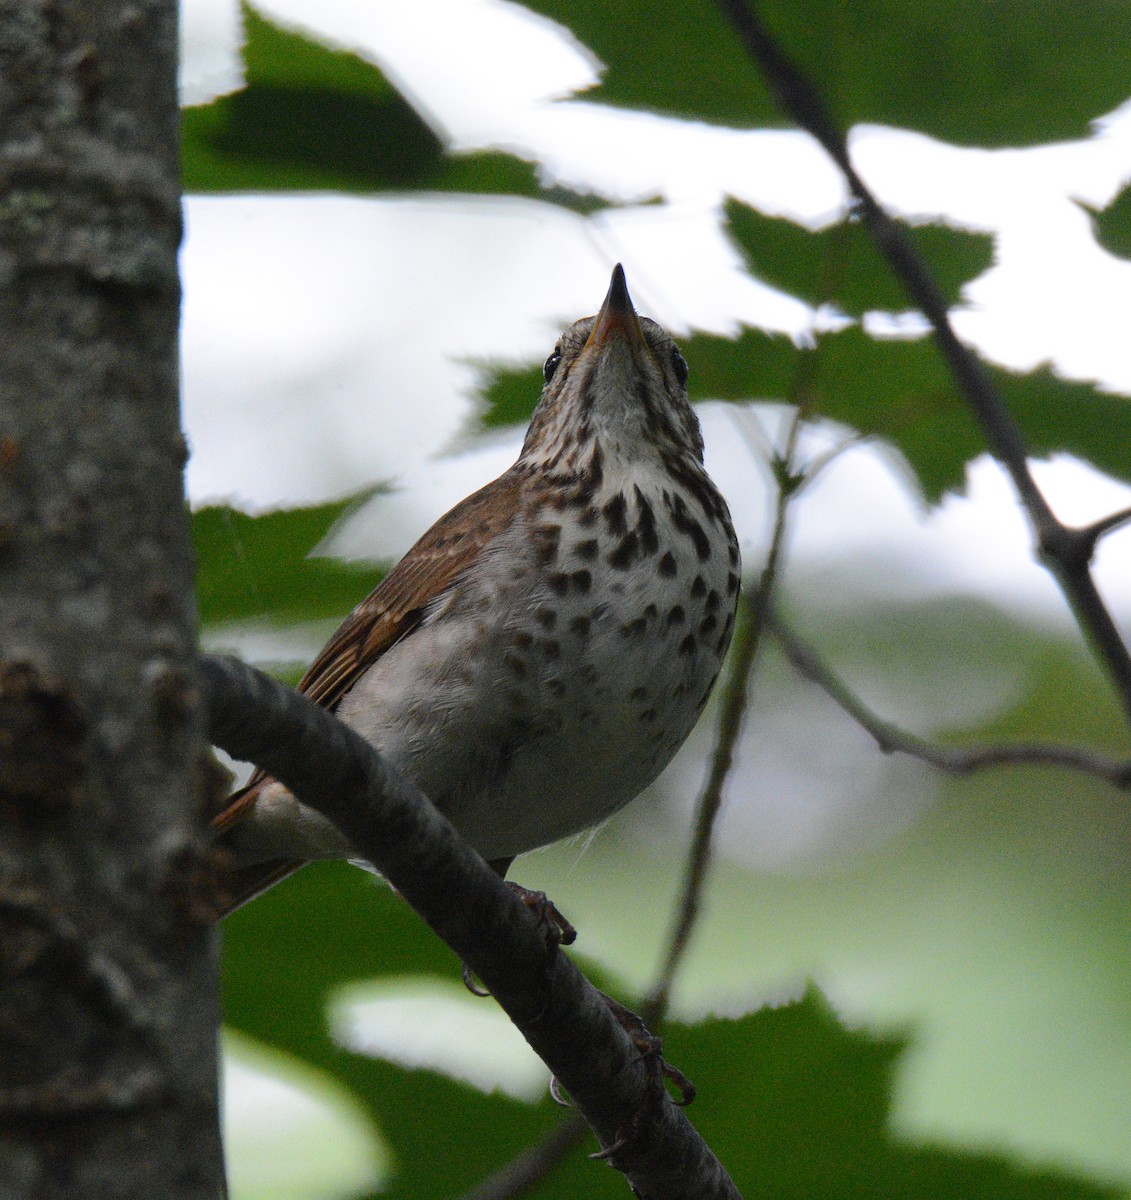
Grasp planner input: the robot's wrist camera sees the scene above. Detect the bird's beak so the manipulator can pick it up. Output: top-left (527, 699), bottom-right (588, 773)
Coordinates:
top-left (584, 264), bottom-right (647, 354)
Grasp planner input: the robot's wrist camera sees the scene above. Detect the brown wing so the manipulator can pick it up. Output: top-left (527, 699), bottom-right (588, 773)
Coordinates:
top-left (211, 467), bottom-right (525, 850)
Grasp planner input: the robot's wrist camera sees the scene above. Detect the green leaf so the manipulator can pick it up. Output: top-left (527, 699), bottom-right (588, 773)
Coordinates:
top-left (224, 870), bottom-right (1122, 1200)
top-left (192, 494), bottom-right (387, 626)
top-left (1079, 187), bottom-right (1131, 262)
top-left (684, 326), bottom-right (1131, 503)
top-left (524, 0), bottom-right (1131, 146)
top-left (182, 6), bottom-right (603, 209)
top-left (678, 994), bottom-right (1122, 1199)
top-left (475, 363), bottom-right (546, 429)
top-left (726, 200), bottom-right (996, 314)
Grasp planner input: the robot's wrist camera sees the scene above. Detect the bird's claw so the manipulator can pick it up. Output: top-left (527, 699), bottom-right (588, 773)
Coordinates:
top-left (461, 882), bottom-right (577, 998)
top-left (505, 881), bottom-right (577, 947)
top-left (589, 993), bottom-right (696, 1162)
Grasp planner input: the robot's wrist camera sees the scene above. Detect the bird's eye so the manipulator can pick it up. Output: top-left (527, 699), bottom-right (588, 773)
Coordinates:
top-left (543, 351), bottom-right (562, 382)
top-left (670, 347), bottom-right (689, 386)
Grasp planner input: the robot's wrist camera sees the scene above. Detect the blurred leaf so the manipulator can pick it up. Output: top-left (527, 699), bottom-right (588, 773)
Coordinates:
top-left (679, 326), bottom-right (1131, 504)
top-left (665, 990), bottom-right (1121, 1200)
top-left (223, 1030), bottom-right (387, 1200)
top-left (223, 865), bottom-right (584, 1197)
top-left (524, 0), bottom-right (1131, 146)
top-left (193, 494), bottom-right (387, 626)
top-left (476, 363), bottom-right (546, 429)
top-left (1002, 368), bottom-right (1131, 485)
top-left (182, 6), bottom-right (604, 210)
top-left (727, 200), bottom-right (995, 313)
top-left (224, 873), bottom-right (1122, 1200)
top-left (1079, 187), bottom-right (1131, 262)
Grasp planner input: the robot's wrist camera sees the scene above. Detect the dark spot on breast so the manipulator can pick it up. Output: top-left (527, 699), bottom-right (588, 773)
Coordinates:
top-left (571, 569), bottom-right (592, 593)
top-left (706, 590), bottom-right (721, 612)
top-left (630, 685), bottom-right (648, 702)
top-left (665, 605), bottom-right (686, 628)
top-left (602, 492), bottom-right (628, 536)
top-left (542, 640), bottom-right (561, 659)
top-left (533, 523), bottom-right (561, 566)
top-left (535, 606), bottom-right (557, 630)
top-left (640, 707), bottom-right (659, 723)
top-left (547, 572), bottom-right (569, 596)
top-left (608, 530), bottom-right (638, 569)
top-left (691, 575), bottom-right (707, 598)
top-left (575, 538), bottom-right (599, 561)
top-left (578, 506), bottom-right (598, 528)
top-left (658, 551), bottom-right (677, 577)
top-left (503, 652), bottom-right (527, 678)
top-left (620, 617), bottom-right (648, 638)
top-left (633, 486), bottom-right (659, 554)
top-left (513, 631), bottom-right (534, 650)
top-left (569, 615), bottom-right (591, 638)
top-left (699, 614), bottom-right (718, 636)
top-left (728, 540), bottom-right (740, 568)
top-left (643, 603), bottom-right (657, 620)
top-left (726, 571), bottom-right (740, 596)
top-left (678, 633), bottom-right (697, 656)
top-left (665, 491), bottom-right (712, 561)
top-left (586, 444), bottom-right (604, 489)
top-left (547, 679), bottom-right (566, 698)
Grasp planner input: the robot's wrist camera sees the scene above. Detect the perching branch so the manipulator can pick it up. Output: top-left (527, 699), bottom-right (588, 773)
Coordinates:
top-left (771, 612), bottom-right (1131, 789)
top-left (716, 0), bottom-right (1131, 728)
top-left (199, 654), bottom-right (741, 1200)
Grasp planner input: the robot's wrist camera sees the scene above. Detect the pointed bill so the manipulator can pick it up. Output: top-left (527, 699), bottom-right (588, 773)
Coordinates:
top-left (584, 263), bottom-right (647, 353)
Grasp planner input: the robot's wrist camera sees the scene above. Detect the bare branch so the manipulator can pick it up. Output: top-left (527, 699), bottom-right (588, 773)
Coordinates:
top-left (200, 654), bottom-right (741, 1200)
top-left (1077, 504), bottom-right (1131, 558)
top-left (770, 613), bottom-right (1131, 788)
top-left (716, 0), bottom-right (1131, 727)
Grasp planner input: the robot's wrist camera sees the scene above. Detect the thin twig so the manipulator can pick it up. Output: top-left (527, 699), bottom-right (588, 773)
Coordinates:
top-left (770, 612), bottom-right (1131, 788)
top-left (455, 1116), bottom-right (589, 1200)
top-left (200, 654), bottom-right (741, 1200)
top-left (716, 0), bottom-right (1131, 727)
top-left (1077, 503), bottom-right (1131, 557)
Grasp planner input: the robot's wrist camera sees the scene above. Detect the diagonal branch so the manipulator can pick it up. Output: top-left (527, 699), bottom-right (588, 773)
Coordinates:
top-left (771, 612), bottom-right (1131, 788)
top-left (716, 0), bottom-right (1131, 728)
top-left (199, 654), bottom-right (741, 1200)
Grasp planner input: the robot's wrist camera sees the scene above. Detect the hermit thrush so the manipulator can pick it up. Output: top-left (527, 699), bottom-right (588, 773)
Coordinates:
top-left (214, 265), bottom-right (740, 910)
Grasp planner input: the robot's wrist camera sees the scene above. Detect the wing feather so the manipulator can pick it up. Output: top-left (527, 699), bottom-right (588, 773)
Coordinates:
top-left (211, 467), bottom-right (524, 852)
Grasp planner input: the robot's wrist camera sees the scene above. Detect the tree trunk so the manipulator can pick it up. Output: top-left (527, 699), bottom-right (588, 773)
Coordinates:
top-left (0, 1), bottom-right (222, 1195)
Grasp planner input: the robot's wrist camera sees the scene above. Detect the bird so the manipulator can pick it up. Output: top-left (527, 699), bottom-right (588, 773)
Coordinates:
top-left (213, 264), bottom-right (741, 913)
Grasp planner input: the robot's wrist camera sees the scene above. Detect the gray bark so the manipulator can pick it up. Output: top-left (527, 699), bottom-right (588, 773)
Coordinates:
top-left (0, 0), bottom-right (222, 1195)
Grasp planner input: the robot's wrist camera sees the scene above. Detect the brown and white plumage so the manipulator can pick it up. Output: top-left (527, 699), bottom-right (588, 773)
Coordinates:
top-left (214, 266), bottom-right (739, 913)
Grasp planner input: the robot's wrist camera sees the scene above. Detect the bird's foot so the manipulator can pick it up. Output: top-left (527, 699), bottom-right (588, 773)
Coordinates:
top-left (546, 992), bottom-right (696, 1157)
top-left (505, 880), bottom-right (577, 947)
top-left (460, 880), bottom-right (577, 997)
top-left (588, 993), bottom-right (695, 1162)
